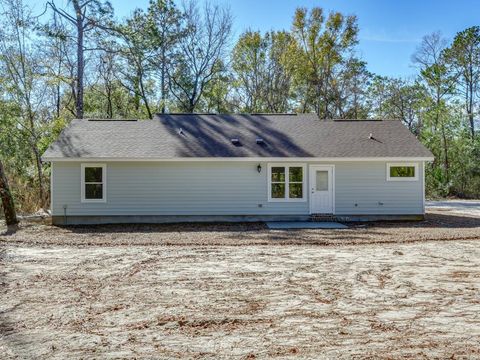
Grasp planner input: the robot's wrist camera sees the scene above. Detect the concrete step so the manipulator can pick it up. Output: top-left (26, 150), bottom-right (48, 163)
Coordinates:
top-left (310, 214), bottom-right (337, 222)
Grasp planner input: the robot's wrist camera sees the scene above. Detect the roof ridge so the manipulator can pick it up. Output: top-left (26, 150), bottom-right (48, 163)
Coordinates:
top-left (155, 113), bottom-right (307, 116)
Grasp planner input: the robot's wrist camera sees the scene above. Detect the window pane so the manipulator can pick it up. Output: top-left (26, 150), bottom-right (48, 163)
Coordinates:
top-left (289, 183), bottom-right (303, 198)
top-left (289, 167), bottom-right (303, 182)
top-left (390, 166), bottom-right (415, 178)
top-left (85, 184), bottom-right (103, 199)
top-left (271, 183), bottom-right (285, 198)
top-left (316, 171), bottom-right (328, 191)
top-left (85, 167), bottom-right (103, 182)
top-left (271, 167), bottom-right (285, 182)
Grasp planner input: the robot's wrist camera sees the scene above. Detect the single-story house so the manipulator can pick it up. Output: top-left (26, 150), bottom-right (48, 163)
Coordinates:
top-left (42, 113), bottom-right (434, 225)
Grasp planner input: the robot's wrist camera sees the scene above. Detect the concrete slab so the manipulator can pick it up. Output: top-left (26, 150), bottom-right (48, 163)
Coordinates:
top-left (266, 221), bottom-right (348, 229)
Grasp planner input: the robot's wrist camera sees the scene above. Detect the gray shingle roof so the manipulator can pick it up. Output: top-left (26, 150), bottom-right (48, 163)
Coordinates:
top-left (42, 114), bottom-right (433, 160)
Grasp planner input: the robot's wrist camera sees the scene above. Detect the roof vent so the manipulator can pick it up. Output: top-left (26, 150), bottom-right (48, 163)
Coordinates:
top-left (368, 132), bottom-right (383, 143)
top-left (178, 128), bottom-right (185, 135)
top-left (256, 138), bottom-right (265, 144)
top-left (231, 138), bottom-right (241, 146)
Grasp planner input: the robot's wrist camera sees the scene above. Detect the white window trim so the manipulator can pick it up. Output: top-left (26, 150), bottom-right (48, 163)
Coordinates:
top-left (386, 162), bottom-right (418, 181)
top-left (81, 163), bottom-right (107, 203)
top-left (267, 163), bottom-right (307, 202)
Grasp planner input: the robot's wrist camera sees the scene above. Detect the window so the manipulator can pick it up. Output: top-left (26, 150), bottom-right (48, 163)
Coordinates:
top-left (316, 170), bottom-right (329, 191)
top-left (81, 164), bottom-right (106, 202)
top-left (386, 163), bottom-right (418, 181)
top-left (268, 164), bottom-right (306, 201)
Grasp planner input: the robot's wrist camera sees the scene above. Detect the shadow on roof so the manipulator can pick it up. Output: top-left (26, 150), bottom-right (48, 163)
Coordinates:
top-left (159, 114), bottom-right (313, 157)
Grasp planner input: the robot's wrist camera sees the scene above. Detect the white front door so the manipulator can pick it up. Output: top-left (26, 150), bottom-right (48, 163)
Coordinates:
top-left (309, 165), bottom-right (334, 214)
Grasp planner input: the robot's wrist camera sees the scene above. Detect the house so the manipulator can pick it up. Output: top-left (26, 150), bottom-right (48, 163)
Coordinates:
top-left (42, 114), bottom-right (434, 225)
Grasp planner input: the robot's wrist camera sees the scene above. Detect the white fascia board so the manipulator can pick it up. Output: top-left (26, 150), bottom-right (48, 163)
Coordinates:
top-left (43, 156), bottom-right (435, 162)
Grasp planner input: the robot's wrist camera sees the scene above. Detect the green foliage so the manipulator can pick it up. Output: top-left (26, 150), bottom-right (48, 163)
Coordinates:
top-left (232, 30), bottom-right (293, 112)
top-left (288, 7), bottom-right (363, 117)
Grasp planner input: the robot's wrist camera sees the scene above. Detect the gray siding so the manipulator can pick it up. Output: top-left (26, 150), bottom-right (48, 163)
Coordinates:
top-left (51, 161), bottom-right (424, 217)
top-left (334, 161), bottom-right (424, 215)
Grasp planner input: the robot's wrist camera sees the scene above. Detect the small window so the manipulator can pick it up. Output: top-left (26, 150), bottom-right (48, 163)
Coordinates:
top-left (268, 164), bottom-right (306, 201)
top-left (81, 164), bottom-right (106, 202)
top-left (387, 163), bottom-right (418, 181)
top-left (316, 170), bottom-right (329, 191)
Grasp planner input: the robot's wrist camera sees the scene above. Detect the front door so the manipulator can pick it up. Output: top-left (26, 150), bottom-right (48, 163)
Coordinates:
top-left (309, 165), bottom-right (334, 214)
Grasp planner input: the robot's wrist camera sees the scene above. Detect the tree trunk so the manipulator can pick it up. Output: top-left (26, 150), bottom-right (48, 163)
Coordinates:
top-left (468, 72), bottom-right (475, 139)
top-left (133, 70), bottom-right (141, 111)
top-left (138, 75), bottom-right (152, 119)
top-left (441, 123), bottom-right (450, 189)
top-left (32, 145), bottom-right (45, 208)
top-left (161, 47), bottom-right (166, 114)
top-left (106, 84), bottom-right (113, 118)
top-left (56, 82), bottom-right (61, 118)
top-left (0, 160), bottom-right (18, 231)
top-left (187, 98), bottom-right (195, 113)
top-left (73, 0), bottom-right (84, 119)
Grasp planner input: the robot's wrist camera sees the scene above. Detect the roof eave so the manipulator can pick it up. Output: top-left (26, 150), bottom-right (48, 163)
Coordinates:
top-left (42, 156), bottom-right (435, 162)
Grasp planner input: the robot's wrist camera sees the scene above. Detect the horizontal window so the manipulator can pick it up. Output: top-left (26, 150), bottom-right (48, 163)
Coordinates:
top-left (387, 163), bottom-right (418, 181)
top-left (81, 164), bottom-right (106, 202)
top-left (268, 164), bottom-right (306, 201)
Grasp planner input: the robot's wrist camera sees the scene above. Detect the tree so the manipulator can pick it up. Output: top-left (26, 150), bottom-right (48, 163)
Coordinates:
top-left (169, 0), bottom-right (232, 112)
top-left (289, 7), bottom-right (358, 117)
top-left (263, 31), bottom-right (295, 112)
top-left (232, 30), bottom-right (267, 112)
top-left (368, 76), bottom-right (426, 133)
top-left (332, 57), bottom-right (371, 119)
top-left (84, 50), bottom-right (132, 118)
top-left (444, 26), bottom-right (480, 140)
top-left (200, 60), bottom-right (233, 113)
top-left (148, 0), bottom-right (184, 114)
top-left (115, 8), bottom-right (157, 118)
top-left (47, 0), bottom-right (113, 119)
top-left (0, 0), bottom-right (48, 207)
top-left (232, 30), bottom-right (293, 112)
top-left (413, 32), bottom-right (458, 186)
top-left (0, 159), bottom-right (18, 231)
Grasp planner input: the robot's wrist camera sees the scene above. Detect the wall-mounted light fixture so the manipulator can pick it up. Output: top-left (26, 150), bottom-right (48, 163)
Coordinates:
top-left (257, 164), bottom-right (262, 173)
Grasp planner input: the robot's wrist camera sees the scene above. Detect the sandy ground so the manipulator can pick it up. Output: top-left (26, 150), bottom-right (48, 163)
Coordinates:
top-left (0, 210), bottom-right (479, 359)
top-left (426, 199), bottom-right (480, 217)
top-left (1, 241), bottom-right (480, 359)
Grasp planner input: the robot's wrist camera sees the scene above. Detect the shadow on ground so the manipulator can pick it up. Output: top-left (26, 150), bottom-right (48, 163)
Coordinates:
top-left (53, 212), bottom-right (480, 235)
top-left (0, 211), bottom-right (478, 247)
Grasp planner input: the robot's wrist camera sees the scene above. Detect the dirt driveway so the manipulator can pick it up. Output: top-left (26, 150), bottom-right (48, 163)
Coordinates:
top-left (1, 211), bottom-right (479, 359)
top-left (426, 199), bottom-right (480, 217)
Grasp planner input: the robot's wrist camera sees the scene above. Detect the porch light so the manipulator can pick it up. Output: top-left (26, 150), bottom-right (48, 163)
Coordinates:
top-left (257, 164), bottom-right (262, 173)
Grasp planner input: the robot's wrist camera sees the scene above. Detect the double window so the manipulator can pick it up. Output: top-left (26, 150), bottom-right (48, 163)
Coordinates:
top-left (268, 164), bottom-right (306, 201)
top-left (81, 164), bottom-right (106, 202)
top-left (386, 163), bottom-right (418, 181)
